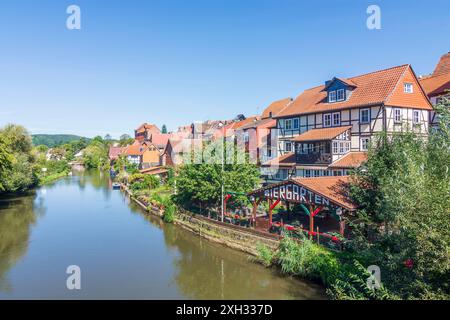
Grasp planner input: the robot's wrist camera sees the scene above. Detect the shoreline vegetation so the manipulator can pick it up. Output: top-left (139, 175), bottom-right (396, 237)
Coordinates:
top-left (114, 99), bottom-right (449, 300)
top-left (0, 98), bottom-right (448, 300)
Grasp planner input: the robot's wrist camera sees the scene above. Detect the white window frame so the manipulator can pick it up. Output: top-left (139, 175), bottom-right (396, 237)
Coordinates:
top-left (404, 83), bottom-right (413, 93)
top-left (324, 113), bottom-right (332, 127)
top-left (360, 108), bottom-right (370, 124)
top-left (285, 142), bottom-right (292, 152)
top-left (413, 110), bottom-right (420, 124)
top-left (332, 141), bottom-right (338, 154)
top-left (305, 169), bottom-right (311, 178)
top-left (394, 108), bottom-right (402, 123)
top-left (332, 113), bottom-right (341, 126)
top-left (285, 119), bottom-right (292, 130)
top-left (328, 91), bottom-right (336, 103)
top-left (336, 89), bottom-right (345, 101)
top-left (361, 137), bottom-right (370, 151)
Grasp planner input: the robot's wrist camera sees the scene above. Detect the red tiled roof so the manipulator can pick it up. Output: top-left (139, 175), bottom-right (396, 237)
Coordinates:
top-left (249, 176), bottom-right (356, 210)
top-left (261, 98), bottom-right (293, 119)
top-left (108, 146), bottom-right (123, 160)
top-left (432, 52), bottom-right (450, 77)
top-left (135, 123), bottom-right (161, 134)
top-left (329, 152), bottom-right (368, 168)
top-left (150, 133), bottom-right (171, 148)
top-left (262, 152), bottom-right (296, 168)
top-left (292, 126), bottom-right (352, 142)
top-left (276, 65), bottom-right (432, 118)
top-left (124, 144), bottom-right (145, 156)
top-left (292, 176), bottom-right (356, 210)
top-left (419, 73), bottom-right (450, 97)
top-left (240, 118), bottom-right (276, 130)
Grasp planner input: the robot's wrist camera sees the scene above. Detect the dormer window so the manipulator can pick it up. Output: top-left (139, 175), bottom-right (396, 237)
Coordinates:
top-left (404, 83), bottom-right (413, 93)
top-left (336, 89), bottom-right (345, 101)
top-left (328, 91), bottom-right (336, 103)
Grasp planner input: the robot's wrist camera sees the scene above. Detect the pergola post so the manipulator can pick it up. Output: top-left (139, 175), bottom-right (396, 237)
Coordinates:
top-left (309, 205), bottom-right (314, 237)
top-left (339, 218), bottom-right (346, 237)
top-left (252, 197), bottom-right (262, 228)
top-left (268, 199), bottom-right (273, 226)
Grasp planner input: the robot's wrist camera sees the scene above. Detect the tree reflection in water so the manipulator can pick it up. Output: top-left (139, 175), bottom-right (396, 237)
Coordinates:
top-left (162, 221), bottom-right (325, 300)
top-left (0, 192), bottom-right (45, 292)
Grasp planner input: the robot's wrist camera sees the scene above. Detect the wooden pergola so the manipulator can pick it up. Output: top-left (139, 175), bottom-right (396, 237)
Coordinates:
top-left (247, 176), bottom-right (357, 236)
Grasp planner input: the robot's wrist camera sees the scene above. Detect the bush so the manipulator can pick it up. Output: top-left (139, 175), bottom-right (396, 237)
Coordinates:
top-left (255, 243), bottom-right (275, 267)
top-left (163, 203), bottom-right (176, 223)
top-left (129, 174), bottom-right (160, 192)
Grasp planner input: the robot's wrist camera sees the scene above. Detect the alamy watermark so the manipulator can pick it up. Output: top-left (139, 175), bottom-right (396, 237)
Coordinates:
top-left (367, 265), bottom-right (381, 289)
top-left (66, 5), bottom-right (81, 30)
top-left (367, 5), bottom-right (381, 30)
top-left (66, 265), bottom-right (81, 290)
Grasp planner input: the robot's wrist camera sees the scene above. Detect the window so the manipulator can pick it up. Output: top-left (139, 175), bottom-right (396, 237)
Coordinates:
top-left (339, 142), bottom-right (345, 154)
top-left (305, 170), bottom-right (311, 178)
top-left (361, 138), bottom-right (370, 151)
top-left (314, 170), bottom-right (321, 177)
top-left (293, 118), bottom-right (299, 129)
top-left (336, 89), bottom-right (345, 101)
top-left (285, 119), bottom-right (292, 130)
top-left (360, 108), bottom-right (370, 123)
top-left (413, 110), bottom-right (420, 124)
top-left (328, 91), bottom-right (336, 102)
top-left (285, 142), bottom-right (292, 152)
top-left (332, 141), bottom-right (338, 154)
top-left (394, 108), bottom-right (402, 123)
top-left (324, 113), bottom-right (332, 127)
top-left (404, 83), bottom-right (413, 93)
top-left (332, 113), bottom-right (340, 126)
top-left (333, 170), bottom-right (342, 176)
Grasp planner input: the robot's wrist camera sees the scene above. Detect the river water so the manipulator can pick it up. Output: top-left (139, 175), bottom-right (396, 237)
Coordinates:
top-left (0, 170), bottom-right (325, 299)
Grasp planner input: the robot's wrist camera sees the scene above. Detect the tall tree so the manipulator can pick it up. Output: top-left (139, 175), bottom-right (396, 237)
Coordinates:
top-left (348, 98), bottom-right (450, 299)
top-left (161, 125), bottom-right (167, 134)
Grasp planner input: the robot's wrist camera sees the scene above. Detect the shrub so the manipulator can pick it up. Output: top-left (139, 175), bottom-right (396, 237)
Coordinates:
top-left (163, 203), bottom-right (176, 223)
top-left (255, 243), bottom-right (275, 267)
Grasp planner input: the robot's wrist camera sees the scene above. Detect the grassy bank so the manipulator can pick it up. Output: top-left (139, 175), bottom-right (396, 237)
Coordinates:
top-left (254, 235), bottom-right (394, 300)
top-left (39, 170), bottom-right (70, 185)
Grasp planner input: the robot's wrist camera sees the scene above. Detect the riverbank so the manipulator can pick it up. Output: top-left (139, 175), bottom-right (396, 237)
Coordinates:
top-left (123, 184), bottom-right (279, 256)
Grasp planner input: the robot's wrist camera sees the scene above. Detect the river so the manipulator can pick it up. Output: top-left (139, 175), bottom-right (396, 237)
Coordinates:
top-left (0, 170), bottom-right (325, 299)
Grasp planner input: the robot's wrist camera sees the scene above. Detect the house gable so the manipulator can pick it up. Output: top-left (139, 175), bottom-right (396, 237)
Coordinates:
top-left (386, 65), bottom-right (433, 110)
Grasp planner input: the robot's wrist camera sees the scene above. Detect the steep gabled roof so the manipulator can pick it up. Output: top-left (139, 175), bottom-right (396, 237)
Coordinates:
top-left (432, 52), bottom-right (450, 77)
top-left (261, 98), bottom-right (293, 119)
top-left (419, 73), bottom-right (450, 97)
top-left (135, 123), bottom-right (161, 134)
top-left (419, 53), bottom-right (450, 97)
top-left (276, 65), bottom-right (432, 118)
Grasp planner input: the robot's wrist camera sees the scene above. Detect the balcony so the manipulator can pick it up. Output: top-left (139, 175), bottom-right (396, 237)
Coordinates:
top-left (295, 153), bottom-right (332, 165)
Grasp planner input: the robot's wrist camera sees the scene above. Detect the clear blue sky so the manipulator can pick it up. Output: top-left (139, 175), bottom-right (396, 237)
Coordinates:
top-left (0, 0), bottom-right (448, 138)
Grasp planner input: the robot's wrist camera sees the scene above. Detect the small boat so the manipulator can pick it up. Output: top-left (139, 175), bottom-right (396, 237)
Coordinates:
top-left (112, 182), bottom-right (121, 190)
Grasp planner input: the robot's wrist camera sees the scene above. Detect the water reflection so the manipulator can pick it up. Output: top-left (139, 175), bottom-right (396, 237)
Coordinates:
top-left (0, 171), bottom-right (325, 299)
top-left (0, 192), bottom-right (45, 293)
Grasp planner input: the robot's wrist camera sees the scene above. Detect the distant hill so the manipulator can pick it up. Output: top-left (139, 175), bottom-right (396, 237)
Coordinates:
top-left (32, 134), bottom-right (91, 147)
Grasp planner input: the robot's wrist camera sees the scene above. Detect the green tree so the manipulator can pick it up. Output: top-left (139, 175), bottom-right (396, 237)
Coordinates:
top-left (0, 135), bottom-right (13, 191)
top-left (347, 98), bottom-right (450, 299)
top-left (119, 134), bottom-right (134, 147)
top-left (0, 124), bottom-right (38, 193)
top-left (174, 140), bottom-right (260, 209)
top-left (162, 125), bottom-right (167, 134)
